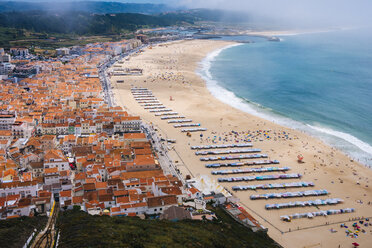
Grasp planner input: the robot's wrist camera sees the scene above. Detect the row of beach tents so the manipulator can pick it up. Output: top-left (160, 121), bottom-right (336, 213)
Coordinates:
top-left (280, 208), bottom-right (354, 221)
top-left (205, 160), bottom-right (280, 168)
top-left (200, 154), bottom-right (268, 161)
top-left (132, 91), bottom-right (153, 94)
top-left (161, 115), bottom-right (185, 120)
top-left (195, 148), bottom-right (261, 156)
top-left (141, 103), bottom-right (163, 106)
top-left (155, 112), bottom-right (178, 116)
top-left (212, 166), bottom-right (290, 175)
top-left (266, 198), bottom-right (343, 210)
top-left (250, 189), bottom-right (329, 200)
top-left (174, 123), bottom-right (201, 128)
top-left (232, 181), bottom-right (314, 191)
top-left (138, 100), bottom-right (159, 103)
top-left (134, 96), bottom-right (156, 100)
top-left (218, 173), bottom-right (302, 182)
top-left (168, 119), bottom-right (193, 123)
top-left (144, 106), bottom-right (166, 109)
top-left (182, 128), bottom-right (207, 132)
top-left (131, 88), bottom-right (151, 92)
top-left (191, 143), bottom-right (253, 150)
top-left (132, 88), bottom-right (207, 138)
top-left (150, 109), bottom-right (172, 113)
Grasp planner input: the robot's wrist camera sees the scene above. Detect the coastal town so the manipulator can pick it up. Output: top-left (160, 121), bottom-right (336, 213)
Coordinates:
top-left (1, 17), bottom-right (372, 248)
top-left (1, 1), bottom-right (372, 247)
top-left (0, 39), bottom-right (178, 216)
top-left (0, 35), bottom-right (269, 248)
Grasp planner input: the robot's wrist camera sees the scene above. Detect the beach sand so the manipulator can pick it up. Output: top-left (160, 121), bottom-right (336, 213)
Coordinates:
top-left (112, 40), bottom-right (372, 248)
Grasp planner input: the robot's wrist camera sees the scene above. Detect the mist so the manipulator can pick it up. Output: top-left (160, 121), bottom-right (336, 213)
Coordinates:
top-left (173, 0), bottom-right (372, 29)
top-left (3, 0), bottom-right (372, 29)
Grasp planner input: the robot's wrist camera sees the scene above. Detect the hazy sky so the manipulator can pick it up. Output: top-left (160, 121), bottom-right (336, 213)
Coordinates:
top-left (132, 0), bottom-right (372, 27)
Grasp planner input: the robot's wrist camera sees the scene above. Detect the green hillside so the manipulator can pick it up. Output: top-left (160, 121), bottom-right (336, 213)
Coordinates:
top-left (0, 216), bottom-right (48, 248)
top-left (0, 11), bottom-right (192, 35)
top-left (57, 207), bottom-right (281, 248)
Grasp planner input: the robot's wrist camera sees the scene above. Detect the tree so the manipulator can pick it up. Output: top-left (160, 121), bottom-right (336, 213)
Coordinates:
top-left (72, 205), bottom-right (81, 211)
top-left (202, 215), bottom-right (207, 222)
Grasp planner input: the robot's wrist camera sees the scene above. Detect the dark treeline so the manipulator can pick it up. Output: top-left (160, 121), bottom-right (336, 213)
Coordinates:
top-left (0, 1), bottom-right (176, 15)
top-left (0, 11), bottom-right (197, 35)
top-left (0, 7), bottom-right (250, 37)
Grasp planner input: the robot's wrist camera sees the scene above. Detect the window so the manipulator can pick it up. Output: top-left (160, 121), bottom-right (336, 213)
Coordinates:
top-left (154, 209), bottom-right (157, 211)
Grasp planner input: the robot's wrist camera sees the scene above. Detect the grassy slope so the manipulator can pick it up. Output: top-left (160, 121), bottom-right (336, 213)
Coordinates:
top-left (0, 26), bottom-right (133, 50)
top-left (0, 216), bottom-right (48, 248)
top-left (57, 207), bottom-right (281, 248)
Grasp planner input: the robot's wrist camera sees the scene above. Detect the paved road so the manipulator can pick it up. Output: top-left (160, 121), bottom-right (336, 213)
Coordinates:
top-left (100, 41), bottom-right (188, 185)
top-left (31, 201), bottom-right (59, 248)
top-left (98, 45), bottom-right (147, 108)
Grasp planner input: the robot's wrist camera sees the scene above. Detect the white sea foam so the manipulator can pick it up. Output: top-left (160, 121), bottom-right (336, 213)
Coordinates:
top-left (308, 125), bottom-right (372, 155)
top-left (197, 44), bottom-right (372, 167)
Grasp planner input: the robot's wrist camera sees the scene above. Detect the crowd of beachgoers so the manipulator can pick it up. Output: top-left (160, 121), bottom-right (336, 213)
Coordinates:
top-left (199, 130), bottom-right (299, 143)
top-left (147, 72), bottom-right (186, 83)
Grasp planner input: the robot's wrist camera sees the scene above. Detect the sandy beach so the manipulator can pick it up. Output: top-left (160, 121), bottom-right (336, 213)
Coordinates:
top-left (111, 39), bottom-right (372, 248)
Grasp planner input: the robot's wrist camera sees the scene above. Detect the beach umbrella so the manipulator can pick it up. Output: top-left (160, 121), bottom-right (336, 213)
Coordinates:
top-left (297, 154), bottom-right (304, 163)
top-left (352, 242), bottom-right (359, 247)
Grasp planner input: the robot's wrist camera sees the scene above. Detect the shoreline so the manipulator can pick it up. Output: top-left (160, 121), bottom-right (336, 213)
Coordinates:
top-left (198, 42), bottom-right (372, 168)
top-left (111, 39), bottom-right (372, 248)
top-left (201, 28), bottom-right (346, 39)
top-left (244, 28), bottom-right (351, 37)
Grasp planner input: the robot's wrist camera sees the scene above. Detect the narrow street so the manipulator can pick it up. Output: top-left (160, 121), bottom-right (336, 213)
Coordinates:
top-left (31, 201), bottom-right (59, 248)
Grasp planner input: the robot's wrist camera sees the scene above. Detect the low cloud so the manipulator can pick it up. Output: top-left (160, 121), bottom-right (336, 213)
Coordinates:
top-left (174, 0), bottom-right (372, 28)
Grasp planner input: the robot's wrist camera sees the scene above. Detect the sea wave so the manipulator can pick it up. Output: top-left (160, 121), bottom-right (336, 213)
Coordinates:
top-left (308, 125), bottom-right (372, 155)
top-left (197, 44), bottom-right (372, 167)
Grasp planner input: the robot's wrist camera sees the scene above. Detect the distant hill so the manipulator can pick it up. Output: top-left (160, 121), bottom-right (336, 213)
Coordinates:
top-left (164, 9), bottom-right (250, 23)
top-left (0, 8), bottom-right (250, 36)
top-left (0, 11), bottom-right (195, 35)
top-left (0, 1), bottom-right (177, 14)
top-left (0, 2), bottom-right (249, 23)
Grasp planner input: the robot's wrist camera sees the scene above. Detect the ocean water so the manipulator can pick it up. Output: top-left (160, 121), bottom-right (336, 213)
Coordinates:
top-left (198, 28), bottom-right (372, 167)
